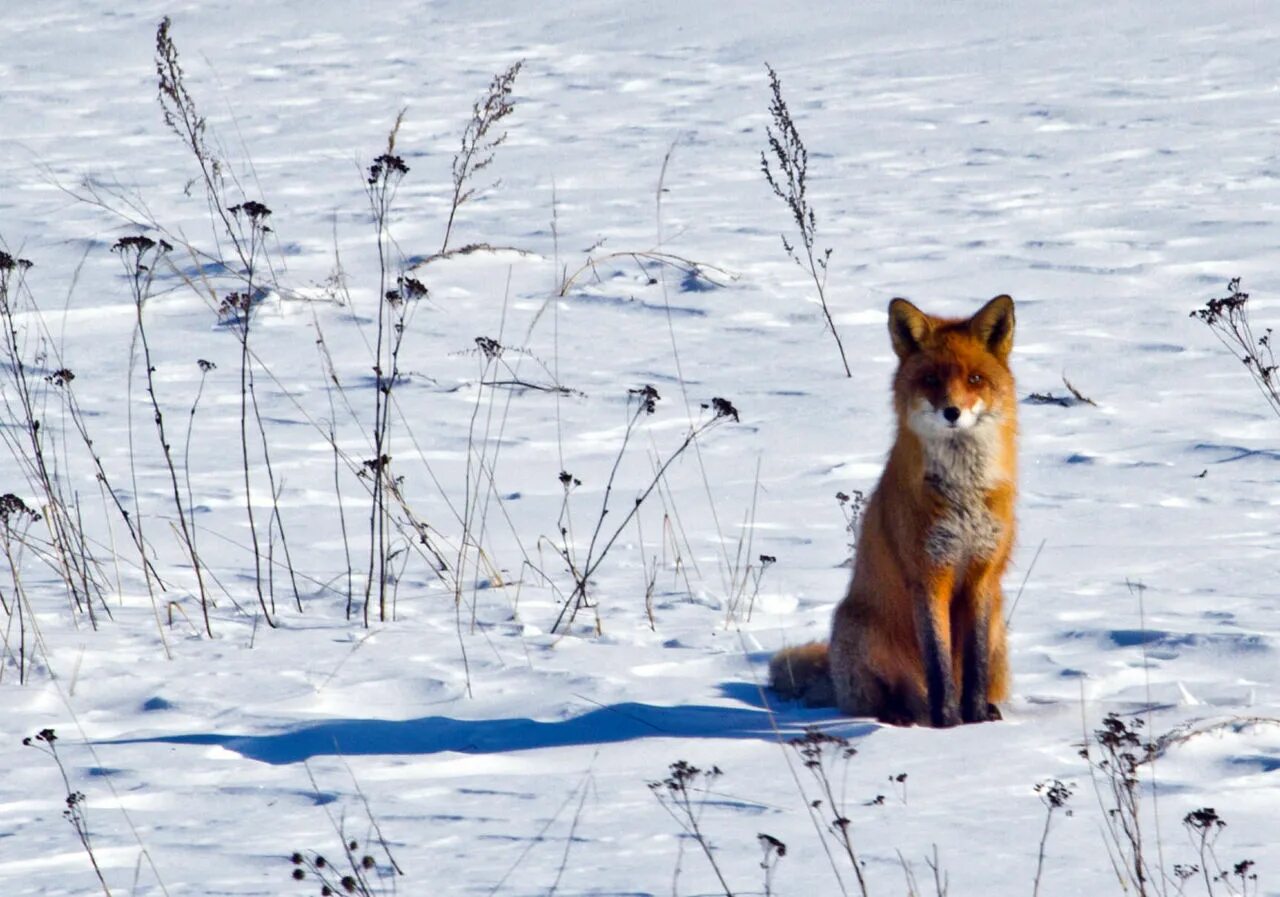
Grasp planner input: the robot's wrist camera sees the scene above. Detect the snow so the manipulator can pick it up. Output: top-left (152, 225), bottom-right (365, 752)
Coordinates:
top-left (3, 1), bottom-right (1280, 895)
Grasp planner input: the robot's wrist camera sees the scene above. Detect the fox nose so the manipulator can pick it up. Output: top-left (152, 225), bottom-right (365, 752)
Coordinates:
top-left (943, 406), bottom-right (960, 424)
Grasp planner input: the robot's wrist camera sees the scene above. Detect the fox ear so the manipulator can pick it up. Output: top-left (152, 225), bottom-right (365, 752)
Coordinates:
top-left (888, 298), bottom-right (931, 359)
top-left (969, 294), bottom-right (1015, 362)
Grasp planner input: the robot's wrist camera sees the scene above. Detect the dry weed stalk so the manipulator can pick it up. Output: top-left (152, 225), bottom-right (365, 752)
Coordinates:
top-left (23, 729), bottom-right (112, 897)
top-left (0, 250), bottom-right (104, 623)
top-left (442, 60), bottom-right (523, 254)
top-left (1193, 278), bottom-right (1280, 419)
top-left (114, 235), bottom-right (212, 635)
top-left (549, 390), bottom-right (739, 634)
top-left (649, 760), bottom-right (736, 897)
top-left (761, 63), bottom-right (851, 377)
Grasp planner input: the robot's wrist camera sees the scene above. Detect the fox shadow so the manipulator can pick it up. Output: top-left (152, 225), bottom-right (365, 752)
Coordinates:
top-left (111, 690), bottom-right (873, 766)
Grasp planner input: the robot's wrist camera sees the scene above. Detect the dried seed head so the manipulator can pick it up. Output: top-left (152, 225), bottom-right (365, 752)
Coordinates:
top-left (709, 396), bottom-right (739, 422)
top-left (368, 153), bottom-right (409, 185)
top-left (0, 494), bottom-right (40, 524)
top-left (758, 832), bottom-right (787, 857)
top-left (228, 200), bottom-right (272, 221)
top-left (629, 384), bottom-right (660, 414)
top-left (112, 235), bottom-right (157, 254)
top-left (475, 336), bottom-right (503, 359)
top-left (46, 368), bottom-right (75, 387)
top-left (398, 275), bottom-right (427, 301)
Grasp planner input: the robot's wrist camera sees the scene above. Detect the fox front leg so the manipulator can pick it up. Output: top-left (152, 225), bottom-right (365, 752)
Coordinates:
top-left (959, 603), bottom-right (997, 723)
top-left (916, 572), bottom-right (961, 728)
top-left (958, 552), bottom-right (1009, 723)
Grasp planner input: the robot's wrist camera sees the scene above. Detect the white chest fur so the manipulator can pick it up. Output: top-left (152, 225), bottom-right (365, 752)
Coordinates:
top-left (920, 420), bottom-right (1006, 565)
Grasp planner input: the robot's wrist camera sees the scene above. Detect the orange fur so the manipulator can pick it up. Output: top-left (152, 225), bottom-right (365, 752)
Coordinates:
top-left (771, 295), bottom-right (1017, 727)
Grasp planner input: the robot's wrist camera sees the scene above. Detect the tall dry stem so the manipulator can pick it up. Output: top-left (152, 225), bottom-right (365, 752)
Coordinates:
top-left (761, 63), bottom-right (851, 377)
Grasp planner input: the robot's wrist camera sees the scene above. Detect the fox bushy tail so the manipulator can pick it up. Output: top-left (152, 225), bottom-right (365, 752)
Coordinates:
top-left (769, 642), bottom-right (834, 706)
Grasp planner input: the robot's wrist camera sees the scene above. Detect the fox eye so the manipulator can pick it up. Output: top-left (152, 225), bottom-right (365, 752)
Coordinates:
top-left (968, 373), bottom-right (984, 385)
top-left (922, 372), bottom-right (941, 388)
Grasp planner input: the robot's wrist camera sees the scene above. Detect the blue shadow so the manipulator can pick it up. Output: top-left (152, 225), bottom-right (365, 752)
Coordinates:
top-left (107, 699), bottom-right (874, 766)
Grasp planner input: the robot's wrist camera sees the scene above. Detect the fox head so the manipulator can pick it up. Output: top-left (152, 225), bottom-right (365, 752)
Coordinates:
top-left (887, 294), bottom-right (1016, 443)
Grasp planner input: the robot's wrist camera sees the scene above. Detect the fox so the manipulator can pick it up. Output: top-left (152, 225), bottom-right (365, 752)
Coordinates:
top-left (771, 294), bottom-right (1018, 727)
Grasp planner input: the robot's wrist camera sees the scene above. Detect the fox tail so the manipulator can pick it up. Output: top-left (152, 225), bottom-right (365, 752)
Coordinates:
top-left (768, 642), bottom-right (835, 706)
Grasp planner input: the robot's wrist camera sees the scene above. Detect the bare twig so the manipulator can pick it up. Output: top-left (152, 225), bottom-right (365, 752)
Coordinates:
top-left (557, 250), bottom-right (735, 297)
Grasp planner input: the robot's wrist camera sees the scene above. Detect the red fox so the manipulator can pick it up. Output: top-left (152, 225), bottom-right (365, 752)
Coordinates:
top-left (771, 295), bottom-right (1017, 727)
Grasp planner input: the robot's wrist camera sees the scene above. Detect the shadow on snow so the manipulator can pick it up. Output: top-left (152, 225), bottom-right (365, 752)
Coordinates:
top-left (107, 697), bottom-right (873, 765)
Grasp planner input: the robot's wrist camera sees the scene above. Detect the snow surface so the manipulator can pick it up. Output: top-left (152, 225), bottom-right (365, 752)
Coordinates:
top-left (3, 1), bottom-right (1280, 894)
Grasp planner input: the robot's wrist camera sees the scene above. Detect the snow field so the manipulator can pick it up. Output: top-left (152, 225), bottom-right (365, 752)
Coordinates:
top-left (3, 1), bottom-right (1280, 895)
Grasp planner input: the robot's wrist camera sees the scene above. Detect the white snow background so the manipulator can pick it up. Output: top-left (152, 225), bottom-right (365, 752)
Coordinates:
top-left (3, 1), bottom-right (1280, 894)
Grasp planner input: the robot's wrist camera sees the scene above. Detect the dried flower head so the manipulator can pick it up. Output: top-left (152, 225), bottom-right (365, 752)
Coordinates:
top-left (475, 336), bottom-right (503, 359)
top-left (368, 153), bottom-right (409, 186)
top-left (228, 200), bottom-right (272, 222)
top-left (218, 291), bottom-right (254, 326)
top-left (630, 384), bottom-right (660, 414)
top-left (1034, 778), bottom-right (1075, 810)
top-left (0, 493), bottom-right (40, 525)
top-left (46, 368), bottom-right (75, 388)
top-left (758, 832), bottom-right (787, 857)
top-left (708, 396), bottom-right (739, 422)
top-left (1183, 806), bottom-right (1226, 835)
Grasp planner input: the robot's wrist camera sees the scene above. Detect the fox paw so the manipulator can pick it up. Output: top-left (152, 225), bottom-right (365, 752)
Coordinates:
top-left (931, 707), bottom-right (963, 728)
top-left (962, 703), bottom-right (1003, 723)
top-left (877, 708), bottom-right (918, 727)
top-left (958, 698), bottom-right (1004, 724)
